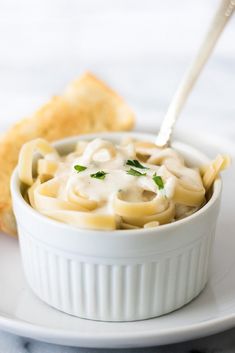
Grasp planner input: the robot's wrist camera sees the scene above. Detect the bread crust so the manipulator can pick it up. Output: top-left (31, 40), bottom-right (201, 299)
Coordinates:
top-left (0, 72), bottom-right (135, 236)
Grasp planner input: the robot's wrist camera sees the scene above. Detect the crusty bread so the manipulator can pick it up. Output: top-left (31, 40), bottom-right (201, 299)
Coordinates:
top-left (0, 72), bottom-right (135, 236)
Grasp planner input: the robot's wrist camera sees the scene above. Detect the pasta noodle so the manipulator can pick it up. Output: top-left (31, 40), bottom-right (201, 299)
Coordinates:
top-left (18, 138), bottom-right (59, 186)
top-left (18, 137), bottom-right (229, 230)
top-left (202, 154), bottom-right (230, 190)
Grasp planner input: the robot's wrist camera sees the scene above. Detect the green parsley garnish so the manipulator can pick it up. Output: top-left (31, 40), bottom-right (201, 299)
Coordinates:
top-left (90, 171), bottom-right (108, 180)
top-left (74, 164), bottom-right (87, 173)
top-left (126, 159), bottom-right (148, 169)
top-left (126, 168), bottom-right (146, 177)
top-left (152, 173), bottom-right (164, 190)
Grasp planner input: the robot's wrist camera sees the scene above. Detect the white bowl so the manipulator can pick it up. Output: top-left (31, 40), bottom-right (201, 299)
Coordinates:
top-left (11, 132), bottom-right (222, 322)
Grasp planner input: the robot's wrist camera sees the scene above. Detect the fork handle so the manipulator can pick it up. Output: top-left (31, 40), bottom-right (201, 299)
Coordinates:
top-left (155, 0), bottom-right (235, 147)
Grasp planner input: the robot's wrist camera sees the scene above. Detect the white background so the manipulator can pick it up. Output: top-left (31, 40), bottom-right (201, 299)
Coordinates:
top-left (0, 0), bottom-right (234, 136)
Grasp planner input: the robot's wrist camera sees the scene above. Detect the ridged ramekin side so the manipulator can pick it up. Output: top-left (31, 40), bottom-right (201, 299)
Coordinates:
top-left (18, 226), bottom-right (214, 322)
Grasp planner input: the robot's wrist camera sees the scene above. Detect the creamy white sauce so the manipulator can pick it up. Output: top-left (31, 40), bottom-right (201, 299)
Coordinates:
top-left (54, 139), bottom-right (178, 214)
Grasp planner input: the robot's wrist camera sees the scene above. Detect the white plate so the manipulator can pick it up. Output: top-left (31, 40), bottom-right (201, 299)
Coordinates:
top-left (0, 129), bottom-right (235, 348)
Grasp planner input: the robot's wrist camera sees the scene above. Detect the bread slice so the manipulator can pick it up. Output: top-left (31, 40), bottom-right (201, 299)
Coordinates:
top-left (0, 72), bottom-right (135, 236)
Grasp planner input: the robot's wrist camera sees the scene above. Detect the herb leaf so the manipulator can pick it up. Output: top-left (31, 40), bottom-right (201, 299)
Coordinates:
top-left (152, 173), bottom-right (164, 190)
top-left (127, 168), bottom-right (146, 177)
top-left (126, 159), bottom-right (148, 169)
top-left (74, 164), bottom-right (87, 173)
top-left (90, 171), bottom-right (108, 180)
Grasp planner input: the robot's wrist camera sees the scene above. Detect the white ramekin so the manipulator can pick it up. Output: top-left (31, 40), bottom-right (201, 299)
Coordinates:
top-left (11, 132), bottom-right (222, 322)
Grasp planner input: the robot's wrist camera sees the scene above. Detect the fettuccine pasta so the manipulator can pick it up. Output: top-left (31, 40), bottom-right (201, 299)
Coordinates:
top-left (18, 137), bottom-right (230, 230)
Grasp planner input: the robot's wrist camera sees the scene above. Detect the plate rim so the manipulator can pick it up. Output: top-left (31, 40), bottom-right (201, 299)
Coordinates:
top-left (0, 310), bottom-right (235, 347)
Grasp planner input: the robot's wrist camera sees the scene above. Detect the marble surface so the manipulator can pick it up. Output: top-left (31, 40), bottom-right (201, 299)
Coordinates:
top-left (0, 327), bottom-right (235, 353)
top-left (0, 0), bottom-right (235, 351)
